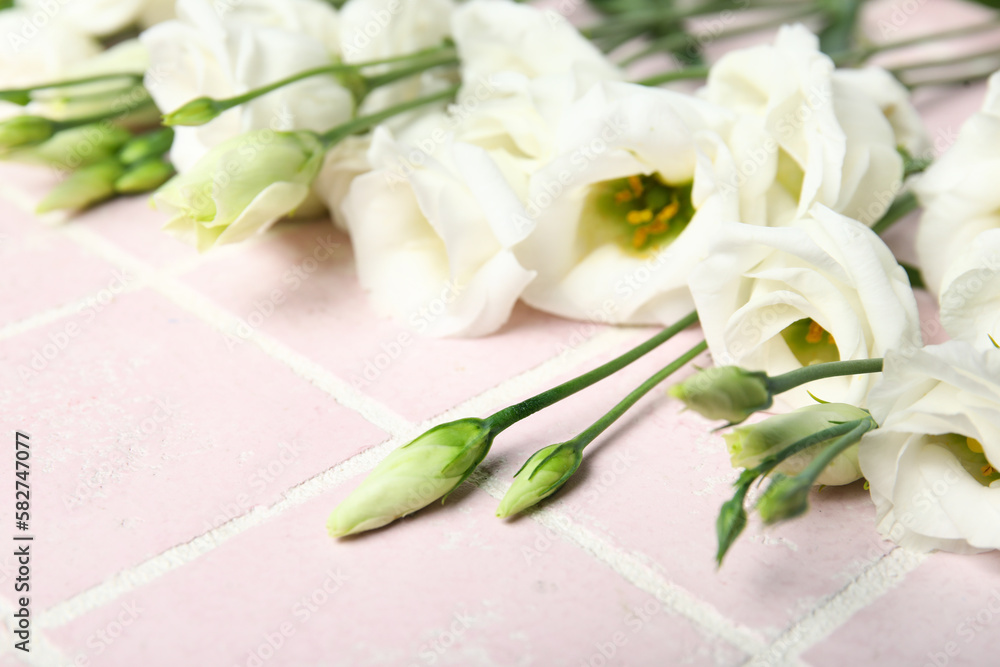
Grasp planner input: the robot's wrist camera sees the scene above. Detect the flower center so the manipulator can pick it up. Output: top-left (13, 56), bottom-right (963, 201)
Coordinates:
top-left (582, 174), bottom-right (694, 253)
top-left (780, 319), bottom-right (840, 366)
top-left (935, 434), bottom-right (998, 486)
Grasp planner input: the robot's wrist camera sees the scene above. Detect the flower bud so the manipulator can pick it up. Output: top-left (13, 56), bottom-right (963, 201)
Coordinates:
top-left (757, 474), bottom-right (811, 524)
top-left (2, 124), bottom-right (131, 168)
top-left (496, 443), bottom-right (582, 518)
top-left (668, 366), bottom-right (771, 425)
top-left (162, 97), bottom-right (222, 126)
top-left (36, 158), bottom-right (124, 213)
top-left (115, 157), bottom-right (175, 194)
top-left (724, 403), bottom-right (868, 486)
top-left (0, 115), bottom-right (54, 150)
top-left (327, 419), bottom-right (494, 538)
top-left (0, 90), bottom-right (31, 106)
top-left (118, 127), bottom-right (174, 165)
top-left (153, 129), bottom-right (325, 251)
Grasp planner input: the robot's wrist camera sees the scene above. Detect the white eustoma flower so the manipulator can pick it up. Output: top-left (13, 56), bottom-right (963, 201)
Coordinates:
top-left (153, 129), bottom-right (326, 252)
top-left (451, 0), bottom-right (622, 92)
top-left (937, 229), bottom-right (1000, 349)
top-left (18, 0), bottom-right (174, 37)
top-left (699, 24), bottom-right (918, 227)
top-left (341, 122), bottom-right (535, 337)
top-left (859, 342), bottom-right (1000, 554)
top-left (511, 81), bottom-right (740, 325)
top-left (689, 205), bottom-right (922, 408)
top-left (141, 0), bottom-right (353, 172)
top-left (915, 71), bottom-right (1000, 302)
top-left (0, 11), bottom-right (100, 92)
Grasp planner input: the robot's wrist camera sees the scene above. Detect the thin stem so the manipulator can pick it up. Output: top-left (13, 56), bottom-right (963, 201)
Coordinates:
top-left (212, 44), bottom-right (457, 110)
top-left (837, 20), bottom-right (1000, 65)
top-left (870, 191), bottom-right (918, 236)
top-left (569, 340), bottom-right (708, 450)
top-left (766, 358), bottom-right (883, 396)
top-left (364, 53), bottom-right (459, 91)
top-left (619, 5), bottom-right (820, 68)
top-left (486, 311), bottom-right (699, 433)
top-left (634, 66), bottom-right (710, 88)
top-left (749, 419), bottom-right (864, 479)
top-left (795, 420), bottom-right (873, 483)
top-left (906, 68), bottom-right (998, 89)
top-left (892, 46), bottom-right (1000, 73)
top-left (318, 84), bottom-right (459, 148)
top-left (586, 0), bottom-right (810, 39)
top-left (0, 72), bottom-right (142, 96)
top-left (50, 95), bottom-right (155, 132)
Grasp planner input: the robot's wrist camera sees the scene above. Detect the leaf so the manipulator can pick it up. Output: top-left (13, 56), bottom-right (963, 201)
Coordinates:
top-left (818, 0), bottom-right (864, 56)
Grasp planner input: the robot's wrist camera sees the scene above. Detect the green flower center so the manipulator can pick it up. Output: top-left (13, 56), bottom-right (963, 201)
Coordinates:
top-left (780, 319), bottom-right (840, 367)
top-left (933, 434), bottom-right (998, 486)
top-left (581, 173), bottom-right (695, 253)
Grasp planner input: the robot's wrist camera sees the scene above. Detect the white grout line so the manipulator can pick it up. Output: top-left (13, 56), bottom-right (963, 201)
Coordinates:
top-left (744, 548), bottom-right (927, 666)
top-left (473, 472), bottom-right (769, 656)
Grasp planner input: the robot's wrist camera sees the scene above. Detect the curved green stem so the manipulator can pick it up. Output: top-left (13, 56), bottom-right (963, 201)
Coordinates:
top-left (749, 419), bottom-right (866, 480)
top-left (766, 358), bottom-right (883, 396)
top-left (836, 20), bottom-right (1000, 65)
top-left (871, 191), bottom-right (918, 236)
top-left (634, 66), bottom-right (710, 88)
top-left (568, 340), bottom-right (708, 451)
top-left (0, 72), bottom-right (142, 98)
top-left (318, 84), bottom-right (459, 148)
top-left (363, 53), bottom-right (459, 91)
top-left (486, 311), bottom-right (699, 433)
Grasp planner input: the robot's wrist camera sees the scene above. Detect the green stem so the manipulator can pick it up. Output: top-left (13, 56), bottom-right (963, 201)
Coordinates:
top-left (905, 68), bottom-right (998, 89)
top-left (586, 0), bottom-right (811, 39)
top-left (749, 419), bottom-right (866, 480)
top-left (50, 95), bottom-right (156, 132)
top-left (794, 420), bottom-right (873, 483)
top-left (837, 20), bottom-right (1000, 65)
top-left (568, 341), bottom-right (708, 451)
top-left (619, 5), bottom-right (820, 68)
top-left (317, 84), bottom-right (459, 148)
top-left (634, 66), bottom-right (710, 88)
top-left (766, 358), bottom-right (883, 396)
top-left (363, 53), bottom-right (459, 91)
top-left (0, 72), bottom-right (142, 97)
top-left (209, 45), bottom-right (457, 111)
top-left (892, 46), bottom-right (1000, 73)
top-left (870, 191), bottom-right (918, 236)
top-left (486, 311), bottom-right (699, 433)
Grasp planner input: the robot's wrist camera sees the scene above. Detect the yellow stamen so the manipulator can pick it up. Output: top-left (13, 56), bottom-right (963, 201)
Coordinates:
top-left (968, 437), bottom-right (984, 453)
top-left (628, 175), bottom-right (644, 198)
top-left (982, 464), bottom-right (995, 477)
top-left (626, 209), bottom-right (653, 225)
top-left (806, 321), bottom-right (825, 344)
top-left (653, 198), bottom-right (679, 225)
top-left (632, 228), bottom-right (649, 249)
top-left (614, 189), bottom-right (634, 204)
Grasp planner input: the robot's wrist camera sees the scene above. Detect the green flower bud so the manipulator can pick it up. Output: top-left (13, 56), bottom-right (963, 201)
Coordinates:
top-left (0, 90), bottom-right (31, 106)
top-left (115, 158), bottom-right (175, 194)
top-left (36, 157), bottom-right (125, 213)
top-left (757, 474), bottom-right (811, 525)
top-left (118, 127), bottom-right (174, 165)
top-left (668, 366), bottom-right (771, 425)
top-left (724, 403), bottom-right (868, 486)
top-left (0, 115), bottom-right (54, 150)
top-left (496, 443), bottom-right (582, 518)
top-left (3, 124), bottom-right (131, 168)
top-left (153, 129), bottom-right (325, 251)
top-left (162, 97), bottom-right (222, 126)
top-left (715, 488), bottom-right (748, 566)
top-left (327, 418), bottom-right (494, 538)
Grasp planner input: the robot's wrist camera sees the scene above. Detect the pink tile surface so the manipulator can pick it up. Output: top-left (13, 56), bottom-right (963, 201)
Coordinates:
top-left (803, 551), bottom-right (1000, 667)
top-left (49, 485), bottom-right (746, 667)
top-left (0, 288), bottom-right (386, 608)
top-left (181, 220), bottom-right (591, 423)
top-left (0, 1), bottom-right (994, 664)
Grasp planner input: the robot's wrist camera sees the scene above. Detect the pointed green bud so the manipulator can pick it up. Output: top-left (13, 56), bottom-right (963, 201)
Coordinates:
top-left (668, 366), bottom-right (771, 425)
top-left (3, 124), bottom-right (131, 168)
top-left (0, 116), bottom-right (54, 150)
top-left (162, 97), bottom-right (223, 126)
top-left (115, 158), bottom-right (175, 194)
top-left (497, 443), bottom-right (582, 518)
top-left (715, 487), bottom-right (749, 566)
top-left (724, 403), bottom-right (868, 486)
top-left (36, 158), bottom-right (125, 213)
top-left (327, 418), bottom-right (494, 538)
top-left (0, 90), bottom-right (31, 106)
top-left (118, 127), bottom-right (174, 165)
top-left (756, 474), bottom-right (811, 525)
